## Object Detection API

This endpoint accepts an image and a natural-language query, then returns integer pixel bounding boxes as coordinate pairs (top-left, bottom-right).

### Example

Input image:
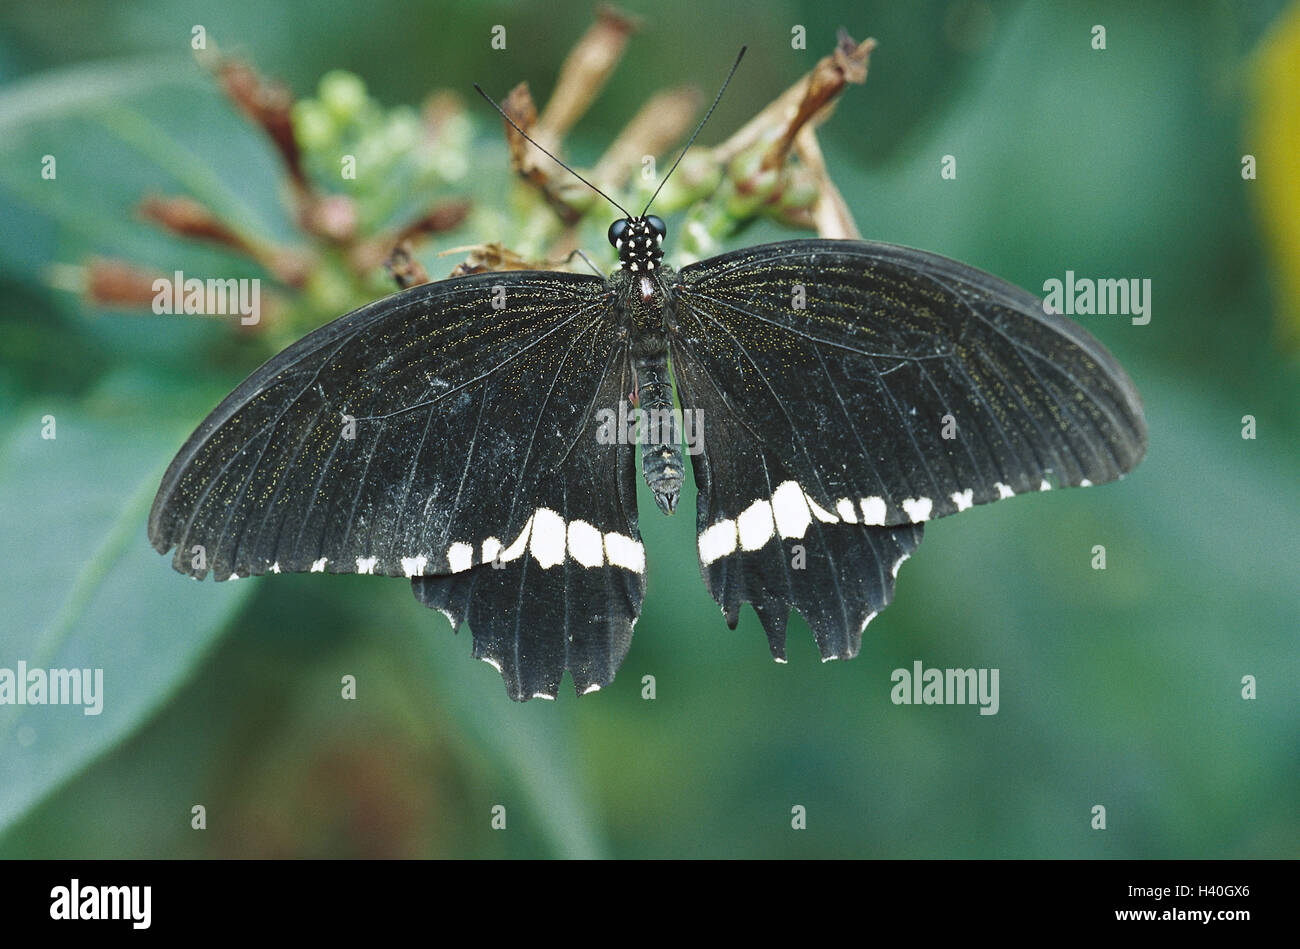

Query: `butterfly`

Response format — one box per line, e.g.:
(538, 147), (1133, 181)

(149, 51), (1147, 701)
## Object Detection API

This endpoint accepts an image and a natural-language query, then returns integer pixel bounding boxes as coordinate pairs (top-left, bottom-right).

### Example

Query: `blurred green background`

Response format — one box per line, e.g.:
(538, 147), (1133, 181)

(1, 0), (1296, 859)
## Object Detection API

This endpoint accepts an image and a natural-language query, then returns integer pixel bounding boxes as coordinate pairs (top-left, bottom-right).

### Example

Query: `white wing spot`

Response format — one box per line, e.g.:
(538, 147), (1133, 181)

(737, 498), (776, 550)
(698, 519), (738, 565)
(401, 554), (428, 577)
(531, 692), (556, 701)
(891, 553), (910, 579)
(310, 557), (328, 572)
(582, 682), (602, 695)
(356, 556), (378, 574)
(480, 656), (503, 673)
(604, 532), (645, 573)
(447, 542), (474, 573)
(1039, 479), (1051, 492)
(859, 496), (887, 525)
(1080, 478), (1093, 487)
(859, 611), (878, 633)
(270, 562), (281, 574)
(951, 488), (974, 512)
(529, 508), (567, 569)
(772, 481), (811, 539)
(902, 497), (933, 522)
(835, 498), (858, 523)
(566, 519), (605, 568)
(806, 494), (838, 523)
(481, 537), (502, 563)
(995, 482), (1015, 500)
(501, 516), (533, 563)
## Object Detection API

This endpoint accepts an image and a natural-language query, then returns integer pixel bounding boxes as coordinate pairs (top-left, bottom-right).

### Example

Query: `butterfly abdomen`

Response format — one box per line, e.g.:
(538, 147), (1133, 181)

(633, 349), (683, 515)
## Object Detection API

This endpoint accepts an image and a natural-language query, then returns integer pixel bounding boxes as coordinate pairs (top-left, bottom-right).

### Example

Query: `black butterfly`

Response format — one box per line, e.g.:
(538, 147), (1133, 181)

(149, 56), (1146, 701)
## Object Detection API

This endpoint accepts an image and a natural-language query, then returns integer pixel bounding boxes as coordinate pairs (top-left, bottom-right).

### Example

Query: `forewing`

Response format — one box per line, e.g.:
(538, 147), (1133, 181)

(674, 239), (1146, 528)
(149, 271), (646, 700)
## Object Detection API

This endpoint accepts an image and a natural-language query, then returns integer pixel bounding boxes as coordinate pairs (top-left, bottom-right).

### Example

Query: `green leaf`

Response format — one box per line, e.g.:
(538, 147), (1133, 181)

(0, 397), (253, 831)
(410, 620), (609, 859)
(0, 54), (198, 132)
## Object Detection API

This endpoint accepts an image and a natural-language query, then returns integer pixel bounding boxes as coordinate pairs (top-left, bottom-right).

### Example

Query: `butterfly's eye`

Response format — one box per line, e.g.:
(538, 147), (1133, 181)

(608, 219), (631, 247)
(645, 215), (667, 241)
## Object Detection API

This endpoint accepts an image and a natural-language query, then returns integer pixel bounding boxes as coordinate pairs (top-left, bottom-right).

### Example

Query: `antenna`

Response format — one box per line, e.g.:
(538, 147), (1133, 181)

(641, 45), (746, 217)
(476, 46), (747, 224)
(474, 83), (633, 219)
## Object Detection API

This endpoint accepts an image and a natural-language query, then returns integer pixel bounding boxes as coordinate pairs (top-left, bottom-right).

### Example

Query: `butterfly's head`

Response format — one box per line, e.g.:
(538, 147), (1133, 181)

(609, 215), (665, 273)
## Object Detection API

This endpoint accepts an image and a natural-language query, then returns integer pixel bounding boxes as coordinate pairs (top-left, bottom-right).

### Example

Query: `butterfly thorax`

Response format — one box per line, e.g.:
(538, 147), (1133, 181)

(611, 263), (676, 352)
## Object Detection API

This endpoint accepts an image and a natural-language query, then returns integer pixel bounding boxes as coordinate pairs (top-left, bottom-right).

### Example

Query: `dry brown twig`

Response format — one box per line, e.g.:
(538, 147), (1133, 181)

(535, 5), (641, 146)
